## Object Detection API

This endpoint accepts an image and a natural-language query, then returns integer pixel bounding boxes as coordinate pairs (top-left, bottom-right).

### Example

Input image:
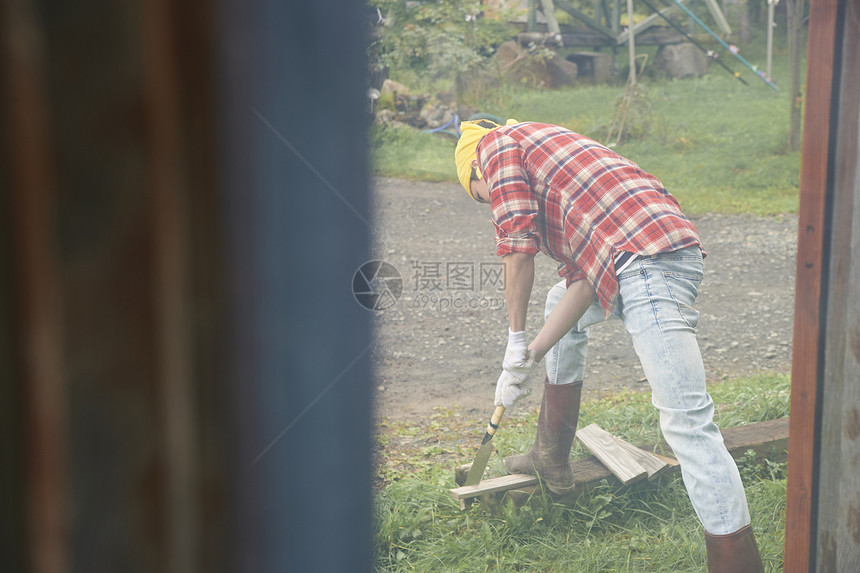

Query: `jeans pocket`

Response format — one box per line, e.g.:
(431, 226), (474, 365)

(662, 270), (701, 329)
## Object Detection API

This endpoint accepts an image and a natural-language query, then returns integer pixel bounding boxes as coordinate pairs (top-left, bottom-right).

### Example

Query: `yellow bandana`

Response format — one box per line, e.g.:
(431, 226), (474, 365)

(454, 119), (518, 200)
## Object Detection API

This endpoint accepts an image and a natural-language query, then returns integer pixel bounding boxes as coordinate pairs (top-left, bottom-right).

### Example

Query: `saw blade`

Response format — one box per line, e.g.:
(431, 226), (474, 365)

(463, 440), (494, 486)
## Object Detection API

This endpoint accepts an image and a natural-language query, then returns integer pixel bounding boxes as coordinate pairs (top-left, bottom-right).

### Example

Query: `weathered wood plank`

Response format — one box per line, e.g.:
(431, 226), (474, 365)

(450, 474), (540, 500)
(784, 2), (841, 569)
(814, 1), (860, 568)
(451, 454), (617, 501)
(517, 29), (684, 48)
(576, 424), (648, 485)
(723, 417), (789, 459)
(451, 418), (789, 507)
(610, 435), (670, 480)
(616, 2), (680, 45)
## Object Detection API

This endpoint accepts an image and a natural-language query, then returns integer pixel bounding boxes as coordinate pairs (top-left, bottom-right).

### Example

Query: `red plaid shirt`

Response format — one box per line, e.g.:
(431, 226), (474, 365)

(476, 122), (703, 316)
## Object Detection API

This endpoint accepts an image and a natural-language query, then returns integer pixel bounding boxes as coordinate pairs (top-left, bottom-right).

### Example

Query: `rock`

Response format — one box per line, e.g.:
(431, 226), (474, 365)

(547, 54), (578, 88)
(381, 78), (410, 96)
(374, 109), (396, 124)
(420, 101), (454, 128)
(653, 43), (709, 79)
(494, 40), (535, 85)
(495, 41), (578, 88)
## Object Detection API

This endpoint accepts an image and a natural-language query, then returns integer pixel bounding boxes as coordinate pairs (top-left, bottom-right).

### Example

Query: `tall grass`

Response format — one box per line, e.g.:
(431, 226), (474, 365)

(371, 24), (804, 216)
(374, 374), (789, 572)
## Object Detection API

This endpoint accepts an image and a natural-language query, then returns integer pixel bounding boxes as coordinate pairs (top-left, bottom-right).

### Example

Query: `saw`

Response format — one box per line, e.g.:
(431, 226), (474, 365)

(463, 405), (505, 486)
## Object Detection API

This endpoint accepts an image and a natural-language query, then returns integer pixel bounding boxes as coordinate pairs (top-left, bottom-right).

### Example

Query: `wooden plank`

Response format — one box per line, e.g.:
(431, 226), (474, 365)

(610, 435), (670, 480)
(577, 424), (648, 485)
(616, 2), (680, 45)
(784, 0), (841, 570)
(538, 0), (561, 36)
(518, 29), (683, 48)
(554, 0), (618, 39)
(814, 1), (860, 569)
(723, 417), (789, 459)
(451, 418), (789, 506)
(451, 455), (615, 501)
(450, 474), (540, 500)
(701, 0), (732, 35)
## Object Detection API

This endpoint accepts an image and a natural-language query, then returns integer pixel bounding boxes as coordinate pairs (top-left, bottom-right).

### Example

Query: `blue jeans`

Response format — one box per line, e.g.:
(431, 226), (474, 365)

(544, 246), (750, 535)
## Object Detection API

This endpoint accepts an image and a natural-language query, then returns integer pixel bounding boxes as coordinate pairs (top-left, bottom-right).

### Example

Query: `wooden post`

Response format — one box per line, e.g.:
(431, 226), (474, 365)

(1, 1), (68, 572)
(813, 0), (860, 568)
(612, 0), (621, 35)
(701, 0), (732, 35)
(538, 0), (562, 37)
(784, 0), (845, 570)
(528, 0), (537, 33)
(140, 2), (198, 572)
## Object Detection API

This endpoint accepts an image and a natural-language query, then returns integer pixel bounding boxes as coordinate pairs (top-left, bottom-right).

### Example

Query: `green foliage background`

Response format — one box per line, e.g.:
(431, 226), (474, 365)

(369, 8), (803, 216)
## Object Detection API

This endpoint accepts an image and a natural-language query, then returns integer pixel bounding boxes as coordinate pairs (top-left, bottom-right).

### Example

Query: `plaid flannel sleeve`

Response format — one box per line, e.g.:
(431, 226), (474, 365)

(560, 264), (588, 285)
(479, 132), (540, 257)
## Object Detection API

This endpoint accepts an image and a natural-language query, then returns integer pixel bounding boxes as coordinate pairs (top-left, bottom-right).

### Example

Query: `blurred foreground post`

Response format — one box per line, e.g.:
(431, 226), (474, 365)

(1, 0), (373, 571)
(785, 0), (860, 570)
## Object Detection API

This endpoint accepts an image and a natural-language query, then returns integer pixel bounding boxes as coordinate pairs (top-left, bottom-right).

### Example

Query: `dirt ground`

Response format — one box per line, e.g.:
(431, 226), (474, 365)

(370, 177), (797, 422)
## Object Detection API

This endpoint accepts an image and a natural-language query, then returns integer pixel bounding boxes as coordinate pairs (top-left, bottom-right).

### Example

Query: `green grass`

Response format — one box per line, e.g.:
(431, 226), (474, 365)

(371, 24), (804, 216)
(374, 373), (790, 572)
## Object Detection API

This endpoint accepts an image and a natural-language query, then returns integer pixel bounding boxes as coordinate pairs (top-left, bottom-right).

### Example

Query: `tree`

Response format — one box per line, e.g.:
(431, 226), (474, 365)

(369, 0), (515, 83)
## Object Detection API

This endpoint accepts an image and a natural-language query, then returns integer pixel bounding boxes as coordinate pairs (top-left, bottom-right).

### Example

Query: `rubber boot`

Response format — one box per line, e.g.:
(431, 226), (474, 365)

(504, 379), (582, 494)
(704, 525), (764, 573)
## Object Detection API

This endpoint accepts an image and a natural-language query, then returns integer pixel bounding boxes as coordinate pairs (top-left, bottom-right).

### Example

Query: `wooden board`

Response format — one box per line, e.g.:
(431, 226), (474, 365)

(576, 424), (648, 485)
(722, 417), (789, 459)
(784, 0), (841, 570)
(450, 418), (789, 508)
(610, 435), (671, 480)
(450, 474), (539, 501)
(517, 29), (684, 48)
(812, 2), (860, 568)
(451, 455), (615, 502)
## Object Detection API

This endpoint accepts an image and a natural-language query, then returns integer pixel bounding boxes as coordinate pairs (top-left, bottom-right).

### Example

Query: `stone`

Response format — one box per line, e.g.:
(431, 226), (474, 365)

(495, 40), (533, 85)
(495, 41), (577, 88)
(652, 43), (710, 79)
(546, 54), (578, 88)
(380, 78), (410, 96)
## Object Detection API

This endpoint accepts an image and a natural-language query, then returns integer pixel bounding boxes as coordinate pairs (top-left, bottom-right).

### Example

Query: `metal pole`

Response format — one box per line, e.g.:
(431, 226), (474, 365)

(627, 0), (636, 85)
(766, 0), (777, 79)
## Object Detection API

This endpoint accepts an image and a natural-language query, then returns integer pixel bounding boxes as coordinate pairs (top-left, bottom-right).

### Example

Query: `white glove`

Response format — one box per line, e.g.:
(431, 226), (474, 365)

(503, 330), (533, 377)
(494, 357), (535, 408)
(496, 330), (537, 408)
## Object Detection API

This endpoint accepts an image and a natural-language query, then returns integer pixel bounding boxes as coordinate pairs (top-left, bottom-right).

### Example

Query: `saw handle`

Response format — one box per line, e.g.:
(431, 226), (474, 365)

(481, 405), (505, 444)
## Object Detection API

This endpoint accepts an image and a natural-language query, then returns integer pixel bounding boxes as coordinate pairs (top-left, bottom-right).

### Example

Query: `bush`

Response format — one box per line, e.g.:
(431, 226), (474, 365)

(370, 0), (518, 85)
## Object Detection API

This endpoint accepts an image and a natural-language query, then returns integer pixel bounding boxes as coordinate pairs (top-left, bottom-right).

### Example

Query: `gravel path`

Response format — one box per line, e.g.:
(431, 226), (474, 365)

(370, 177), (797, 421)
